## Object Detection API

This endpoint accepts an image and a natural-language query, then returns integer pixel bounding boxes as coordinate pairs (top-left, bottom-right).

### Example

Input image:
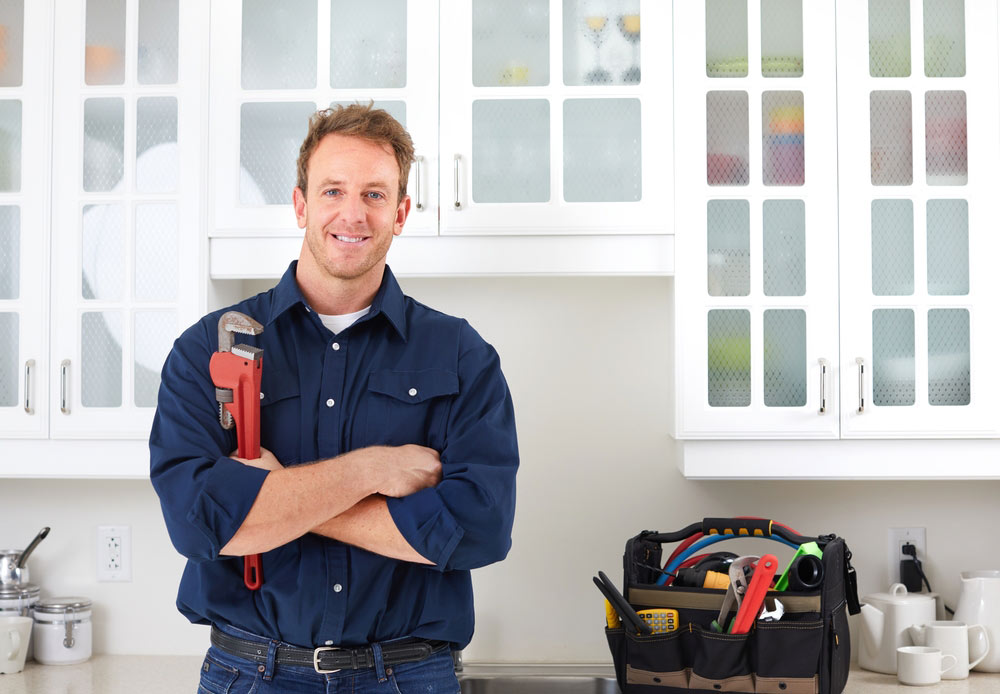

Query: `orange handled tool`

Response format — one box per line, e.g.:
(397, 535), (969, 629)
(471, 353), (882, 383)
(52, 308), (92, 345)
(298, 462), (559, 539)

(209, 311), (264, 591)
(729, 554), (778, 634)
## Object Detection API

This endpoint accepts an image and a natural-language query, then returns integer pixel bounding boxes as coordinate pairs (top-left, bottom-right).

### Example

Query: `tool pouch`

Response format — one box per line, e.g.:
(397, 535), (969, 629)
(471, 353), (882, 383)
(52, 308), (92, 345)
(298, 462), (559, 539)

(604, 519), (860, 694)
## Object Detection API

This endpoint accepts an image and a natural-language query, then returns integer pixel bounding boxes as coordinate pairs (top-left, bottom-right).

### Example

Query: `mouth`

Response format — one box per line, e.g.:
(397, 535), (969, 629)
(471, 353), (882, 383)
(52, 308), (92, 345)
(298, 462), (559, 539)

(329, 233), (370, 245)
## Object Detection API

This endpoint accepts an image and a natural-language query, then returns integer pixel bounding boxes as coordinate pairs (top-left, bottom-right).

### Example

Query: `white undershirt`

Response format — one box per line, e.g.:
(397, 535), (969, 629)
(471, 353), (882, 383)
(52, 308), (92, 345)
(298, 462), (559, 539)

(317, 306), (371, 335)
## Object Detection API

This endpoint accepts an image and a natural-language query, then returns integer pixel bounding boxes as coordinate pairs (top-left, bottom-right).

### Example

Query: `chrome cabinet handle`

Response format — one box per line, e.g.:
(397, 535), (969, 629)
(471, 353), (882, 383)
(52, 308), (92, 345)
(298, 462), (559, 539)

(414, 155), (424, 211)
(818, 358), (828, 415)
(24, 360), (35, 414)
(453, 154), (462, 209)
(856, 357), (865, 414)
(60, 359), (70, 414)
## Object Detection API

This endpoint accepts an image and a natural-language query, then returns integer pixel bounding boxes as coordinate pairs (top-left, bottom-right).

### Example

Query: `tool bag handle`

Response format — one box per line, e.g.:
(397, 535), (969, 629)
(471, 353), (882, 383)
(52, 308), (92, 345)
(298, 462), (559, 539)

(641, 518), (817, 546)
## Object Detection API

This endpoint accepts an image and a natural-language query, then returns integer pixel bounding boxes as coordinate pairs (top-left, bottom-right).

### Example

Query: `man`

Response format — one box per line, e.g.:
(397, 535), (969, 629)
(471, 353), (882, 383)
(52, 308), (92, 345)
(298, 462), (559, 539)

(150, 104), (518, 693)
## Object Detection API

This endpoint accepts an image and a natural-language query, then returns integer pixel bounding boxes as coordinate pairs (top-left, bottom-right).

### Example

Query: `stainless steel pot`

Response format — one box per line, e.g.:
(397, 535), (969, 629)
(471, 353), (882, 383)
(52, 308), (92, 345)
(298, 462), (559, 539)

(0, 527), (49, 585)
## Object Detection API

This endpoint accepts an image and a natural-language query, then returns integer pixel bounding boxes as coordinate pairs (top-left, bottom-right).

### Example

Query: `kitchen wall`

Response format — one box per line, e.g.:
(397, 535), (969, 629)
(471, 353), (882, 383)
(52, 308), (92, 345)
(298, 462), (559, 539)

(1, 275), (998, 662)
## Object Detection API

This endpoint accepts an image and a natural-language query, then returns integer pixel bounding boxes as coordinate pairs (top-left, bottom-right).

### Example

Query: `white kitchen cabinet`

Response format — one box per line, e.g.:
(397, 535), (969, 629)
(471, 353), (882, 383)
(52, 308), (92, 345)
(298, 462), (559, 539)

(0, 0), (207, 474)
(673, 0), (841, 439)
(673, 0), (1000, 477)
(837, 0), (1000, 438)
(207, 0), (675, 278)
(208, 0), (440, 238)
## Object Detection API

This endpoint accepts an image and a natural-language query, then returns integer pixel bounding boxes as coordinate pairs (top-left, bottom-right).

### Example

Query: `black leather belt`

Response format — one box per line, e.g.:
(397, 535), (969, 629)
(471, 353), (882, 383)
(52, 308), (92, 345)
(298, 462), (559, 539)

(210, 626), (449, 674)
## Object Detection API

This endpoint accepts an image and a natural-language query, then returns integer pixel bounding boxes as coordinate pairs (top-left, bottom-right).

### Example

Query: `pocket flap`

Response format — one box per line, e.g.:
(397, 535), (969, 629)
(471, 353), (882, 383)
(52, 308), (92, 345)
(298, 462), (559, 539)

(260, 380), (299, 406)
(367, 369), (459, 404)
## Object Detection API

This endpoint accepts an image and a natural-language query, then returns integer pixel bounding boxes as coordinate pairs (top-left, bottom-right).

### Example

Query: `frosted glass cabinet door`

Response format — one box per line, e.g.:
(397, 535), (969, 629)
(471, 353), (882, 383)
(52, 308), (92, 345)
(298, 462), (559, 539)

(439, 0), (671, 235)
(837, 0), (1000, 437)
(210, 0), (439, 237)
(673, 0), (839, 439)
(47, 0), (204, 438)
(0, 0), (49, 438)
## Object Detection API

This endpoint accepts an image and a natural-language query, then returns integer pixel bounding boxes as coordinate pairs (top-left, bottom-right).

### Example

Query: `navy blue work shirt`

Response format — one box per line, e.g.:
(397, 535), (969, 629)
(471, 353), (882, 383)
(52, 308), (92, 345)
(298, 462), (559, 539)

(149, 262), (518, 649)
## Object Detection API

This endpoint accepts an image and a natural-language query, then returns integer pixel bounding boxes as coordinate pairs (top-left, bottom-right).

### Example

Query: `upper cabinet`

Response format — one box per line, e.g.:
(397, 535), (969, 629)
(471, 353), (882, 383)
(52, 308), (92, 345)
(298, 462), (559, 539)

(207, 0), (675, 278)
(438, 0), (670, 235)
(673, 0), (841, 439)
(0, 0), (207, 475)
(209, 0), (440, 238)
(836, 0), (1000, 439)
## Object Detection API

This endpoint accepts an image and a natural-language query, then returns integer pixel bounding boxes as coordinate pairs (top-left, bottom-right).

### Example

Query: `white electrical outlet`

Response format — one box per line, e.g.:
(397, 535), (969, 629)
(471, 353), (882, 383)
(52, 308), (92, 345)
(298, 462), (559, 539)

(97, 525), (132, 582)
(887, 527), (926, 586)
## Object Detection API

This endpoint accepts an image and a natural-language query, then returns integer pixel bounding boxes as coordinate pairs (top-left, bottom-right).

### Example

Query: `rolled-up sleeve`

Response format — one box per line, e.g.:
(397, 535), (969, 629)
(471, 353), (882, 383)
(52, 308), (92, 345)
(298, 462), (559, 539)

(386, 326), (518, 571)
(149, 321), (269, 562)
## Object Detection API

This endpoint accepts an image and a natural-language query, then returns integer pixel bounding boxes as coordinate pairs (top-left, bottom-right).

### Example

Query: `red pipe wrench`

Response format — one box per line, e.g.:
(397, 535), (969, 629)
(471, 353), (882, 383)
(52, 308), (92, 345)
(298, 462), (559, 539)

(209, 311), (264, 591)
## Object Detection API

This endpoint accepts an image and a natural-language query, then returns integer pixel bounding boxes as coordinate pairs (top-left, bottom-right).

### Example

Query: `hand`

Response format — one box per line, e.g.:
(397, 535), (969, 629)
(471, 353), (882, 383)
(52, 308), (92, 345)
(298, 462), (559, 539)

(374, 444), (442, 498)
(232, 446), (283, 472)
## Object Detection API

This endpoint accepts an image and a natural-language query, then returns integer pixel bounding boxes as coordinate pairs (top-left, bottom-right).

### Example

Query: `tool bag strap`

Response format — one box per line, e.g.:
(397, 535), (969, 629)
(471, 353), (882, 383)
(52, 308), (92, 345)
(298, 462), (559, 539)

(638, 518), (817, 546)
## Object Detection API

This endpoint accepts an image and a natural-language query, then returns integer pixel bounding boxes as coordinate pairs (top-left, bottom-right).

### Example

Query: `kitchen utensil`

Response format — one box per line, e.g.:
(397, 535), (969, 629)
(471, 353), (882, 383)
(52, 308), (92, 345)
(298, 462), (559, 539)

(32, 597), (92, 665)
(0, 616), (32, 674)
(859, 583), (938, 674)
(593, 571), (651, 635)
(908, 620), (990, 680)
(0, 583), (39, 661)
(896, 646), (956, 686)
(16, 527), (49, 569)
(954, 570), (1000, 672)
(0, 527), (49, 585)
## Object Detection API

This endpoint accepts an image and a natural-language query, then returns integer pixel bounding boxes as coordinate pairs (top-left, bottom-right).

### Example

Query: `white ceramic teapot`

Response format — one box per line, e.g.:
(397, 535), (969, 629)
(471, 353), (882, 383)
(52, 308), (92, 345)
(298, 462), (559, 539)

(859, 583), (938, 674)
(954, 570), (1000, 672)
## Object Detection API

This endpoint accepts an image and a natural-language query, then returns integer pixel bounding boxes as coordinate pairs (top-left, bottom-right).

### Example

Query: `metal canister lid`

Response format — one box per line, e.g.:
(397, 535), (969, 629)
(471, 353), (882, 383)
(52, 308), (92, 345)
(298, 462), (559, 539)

(0, 582), (40, 599)
(35, 597), (92, 613)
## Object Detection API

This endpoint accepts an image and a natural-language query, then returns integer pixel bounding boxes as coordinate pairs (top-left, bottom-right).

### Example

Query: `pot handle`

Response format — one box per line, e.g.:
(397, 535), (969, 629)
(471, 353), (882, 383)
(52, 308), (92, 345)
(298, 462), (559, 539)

(969, 624), (991, 669)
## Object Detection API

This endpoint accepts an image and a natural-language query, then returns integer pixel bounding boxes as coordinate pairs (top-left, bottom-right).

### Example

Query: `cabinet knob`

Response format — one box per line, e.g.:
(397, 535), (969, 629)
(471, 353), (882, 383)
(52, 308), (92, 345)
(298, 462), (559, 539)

(453, 154), (463, 210)
(414, 155), (424, 211)
(24, 360), (35, 415)
(818, 358), (829, 415)
(855, 357), (865, 414)
(60, 360), (71, 415)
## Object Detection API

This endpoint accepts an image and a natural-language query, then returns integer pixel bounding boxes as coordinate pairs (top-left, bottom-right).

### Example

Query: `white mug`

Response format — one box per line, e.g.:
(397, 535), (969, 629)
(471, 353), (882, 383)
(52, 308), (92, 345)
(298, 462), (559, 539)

(0, 615), (33, 674)
(897, 646), (958, 686)
(908, 620), (990, 679)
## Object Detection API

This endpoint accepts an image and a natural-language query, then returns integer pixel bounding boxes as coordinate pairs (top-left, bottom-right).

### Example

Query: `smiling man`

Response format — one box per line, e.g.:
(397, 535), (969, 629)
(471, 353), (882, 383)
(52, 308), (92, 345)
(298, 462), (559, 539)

(150, 104), (519, 694)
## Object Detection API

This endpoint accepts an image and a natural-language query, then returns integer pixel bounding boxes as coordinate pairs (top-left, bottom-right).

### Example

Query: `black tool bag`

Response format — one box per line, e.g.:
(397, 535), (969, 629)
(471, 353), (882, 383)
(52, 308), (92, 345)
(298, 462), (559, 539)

(603, 518), (860, 694)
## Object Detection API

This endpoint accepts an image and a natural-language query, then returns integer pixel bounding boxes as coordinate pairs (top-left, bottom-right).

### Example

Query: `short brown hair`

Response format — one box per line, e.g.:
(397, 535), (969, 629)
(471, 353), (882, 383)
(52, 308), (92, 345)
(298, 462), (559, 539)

(296, 103), (415, 202)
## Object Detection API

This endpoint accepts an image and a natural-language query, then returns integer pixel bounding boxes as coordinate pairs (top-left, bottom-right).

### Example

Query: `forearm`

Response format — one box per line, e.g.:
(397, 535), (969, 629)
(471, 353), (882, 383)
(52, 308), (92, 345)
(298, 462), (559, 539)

(311, 495), (433, 565)
(220, 447), (387, 556)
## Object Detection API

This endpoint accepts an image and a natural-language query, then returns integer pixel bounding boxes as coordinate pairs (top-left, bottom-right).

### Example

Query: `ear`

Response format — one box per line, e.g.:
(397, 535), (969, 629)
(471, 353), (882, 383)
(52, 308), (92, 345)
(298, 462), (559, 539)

(393, 194), (412, 237)
(293, 187), (307, 229)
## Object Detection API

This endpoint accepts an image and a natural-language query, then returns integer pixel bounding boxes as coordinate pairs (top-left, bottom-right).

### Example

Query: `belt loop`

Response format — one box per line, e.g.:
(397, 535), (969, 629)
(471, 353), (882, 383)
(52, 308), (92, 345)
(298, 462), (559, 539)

(263, 639), (278, 681)
(371, 642), (387, 683)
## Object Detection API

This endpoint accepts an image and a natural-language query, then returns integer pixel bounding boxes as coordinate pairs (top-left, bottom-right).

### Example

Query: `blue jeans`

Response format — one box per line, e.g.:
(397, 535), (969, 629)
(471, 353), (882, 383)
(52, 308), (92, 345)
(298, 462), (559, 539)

(198, 624), (460, 694)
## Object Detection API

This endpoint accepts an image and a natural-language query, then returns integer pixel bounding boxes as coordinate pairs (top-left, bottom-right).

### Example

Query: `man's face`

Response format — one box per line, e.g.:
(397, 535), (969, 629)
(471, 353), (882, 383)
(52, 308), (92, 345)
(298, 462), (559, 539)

(294, 133), (409, 285)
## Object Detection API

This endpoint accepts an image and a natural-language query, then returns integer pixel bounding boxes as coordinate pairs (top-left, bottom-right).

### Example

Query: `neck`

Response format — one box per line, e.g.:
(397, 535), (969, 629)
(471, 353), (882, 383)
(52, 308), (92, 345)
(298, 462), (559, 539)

(295, 251), (384, 315)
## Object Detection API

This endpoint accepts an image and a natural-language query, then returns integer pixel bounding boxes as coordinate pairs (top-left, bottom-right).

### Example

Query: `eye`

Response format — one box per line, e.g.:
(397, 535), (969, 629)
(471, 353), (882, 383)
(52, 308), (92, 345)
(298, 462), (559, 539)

(366, 191), (386, 200)
(323, 188), (341, 197)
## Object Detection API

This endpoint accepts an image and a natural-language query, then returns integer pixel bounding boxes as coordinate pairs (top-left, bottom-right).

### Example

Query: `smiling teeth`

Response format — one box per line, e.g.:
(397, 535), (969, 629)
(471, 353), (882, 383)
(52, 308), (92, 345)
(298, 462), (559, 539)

(336, 235), (364, 243)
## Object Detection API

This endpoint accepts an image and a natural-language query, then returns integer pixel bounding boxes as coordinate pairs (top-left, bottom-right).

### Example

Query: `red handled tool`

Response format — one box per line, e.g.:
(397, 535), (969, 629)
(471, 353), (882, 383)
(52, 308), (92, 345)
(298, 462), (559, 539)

(729, 554), (778, 634)
(209, 311), (264, 591)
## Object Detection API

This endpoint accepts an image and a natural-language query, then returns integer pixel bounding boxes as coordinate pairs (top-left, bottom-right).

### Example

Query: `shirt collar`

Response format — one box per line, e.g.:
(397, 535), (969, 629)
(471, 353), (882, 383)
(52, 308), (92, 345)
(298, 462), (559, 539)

(267, 261), (408, 341)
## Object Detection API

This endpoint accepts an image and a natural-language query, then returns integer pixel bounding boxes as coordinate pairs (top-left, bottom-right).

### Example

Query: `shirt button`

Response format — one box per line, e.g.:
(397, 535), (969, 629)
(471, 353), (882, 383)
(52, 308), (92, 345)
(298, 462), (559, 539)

(408, 388), (417, 397)
(333, 583), (343, 593)
(326, 398), (335, 408)
(325, 640), (334, 646)
(259, 392), (264, 400)
(332, 342), (340, 351)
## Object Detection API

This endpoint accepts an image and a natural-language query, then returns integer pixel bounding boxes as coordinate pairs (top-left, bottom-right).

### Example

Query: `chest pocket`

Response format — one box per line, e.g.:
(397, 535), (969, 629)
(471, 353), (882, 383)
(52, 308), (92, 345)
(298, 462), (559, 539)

(259, 380), (300, 466)
(364, 369), (458, 449)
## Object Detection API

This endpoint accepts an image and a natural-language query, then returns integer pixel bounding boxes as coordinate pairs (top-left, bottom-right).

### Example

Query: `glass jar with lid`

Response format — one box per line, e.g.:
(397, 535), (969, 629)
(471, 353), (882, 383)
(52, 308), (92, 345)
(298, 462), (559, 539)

(0, 583), (40, 660)
(32, 596), (92, 665)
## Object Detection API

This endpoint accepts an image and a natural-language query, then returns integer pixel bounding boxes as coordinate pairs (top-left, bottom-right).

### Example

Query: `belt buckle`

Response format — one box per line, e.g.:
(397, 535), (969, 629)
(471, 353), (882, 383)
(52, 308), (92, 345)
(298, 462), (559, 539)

(313, 646), (341, 674)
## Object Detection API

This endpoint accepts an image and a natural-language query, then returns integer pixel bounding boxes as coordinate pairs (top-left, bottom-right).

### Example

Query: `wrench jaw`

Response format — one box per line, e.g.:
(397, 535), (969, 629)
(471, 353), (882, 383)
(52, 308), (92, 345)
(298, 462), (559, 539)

(213, 312), (264, 432)
(217, 311), (264, 354)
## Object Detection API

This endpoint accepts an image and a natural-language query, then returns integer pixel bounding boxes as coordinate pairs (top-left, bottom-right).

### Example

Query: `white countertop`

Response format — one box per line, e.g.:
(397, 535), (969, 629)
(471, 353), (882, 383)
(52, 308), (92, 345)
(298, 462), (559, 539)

(6, 657), (1000, 693)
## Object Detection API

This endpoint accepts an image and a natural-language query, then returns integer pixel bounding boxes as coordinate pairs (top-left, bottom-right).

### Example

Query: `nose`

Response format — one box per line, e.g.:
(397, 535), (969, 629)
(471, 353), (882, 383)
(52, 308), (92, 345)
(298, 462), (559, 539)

(341, 193), (367, 226)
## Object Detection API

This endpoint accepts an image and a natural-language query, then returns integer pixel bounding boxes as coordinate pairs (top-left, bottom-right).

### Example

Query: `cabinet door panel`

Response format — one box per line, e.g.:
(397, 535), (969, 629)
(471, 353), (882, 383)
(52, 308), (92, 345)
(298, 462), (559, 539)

(211, 0), (439, 237)
(837, 0), (1000, 437)
(674, 0), (839, 439)
(49, 0), (204, 438)
(440, 0), (670, 235)
(0, 0), (48, 438)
